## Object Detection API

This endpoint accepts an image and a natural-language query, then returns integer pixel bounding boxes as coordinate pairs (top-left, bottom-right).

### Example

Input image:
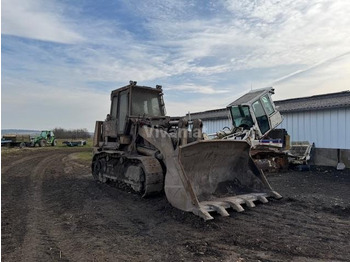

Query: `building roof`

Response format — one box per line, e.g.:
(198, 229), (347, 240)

(187, 108), (228, 120)
(187, 90), (350, 120)
(274, 90), (350, 113)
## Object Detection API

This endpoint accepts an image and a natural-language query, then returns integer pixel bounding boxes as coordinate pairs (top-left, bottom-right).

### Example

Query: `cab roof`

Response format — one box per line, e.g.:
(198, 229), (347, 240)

(227, 87), (274, 107)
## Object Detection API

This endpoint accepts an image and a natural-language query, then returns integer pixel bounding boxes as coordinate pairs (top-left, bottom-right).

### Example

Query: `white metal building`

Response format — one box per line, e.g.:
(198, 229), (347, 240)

(275, 91), (350, 150)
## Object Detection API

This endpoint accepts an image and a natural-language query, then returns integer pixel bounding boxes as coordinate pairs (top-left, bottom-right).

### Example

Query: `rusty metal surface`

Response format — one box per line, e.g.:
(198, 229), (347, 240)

(251, 147), (289, 173)
(288, 141), (313, 165)
(102, 120), (118, 138)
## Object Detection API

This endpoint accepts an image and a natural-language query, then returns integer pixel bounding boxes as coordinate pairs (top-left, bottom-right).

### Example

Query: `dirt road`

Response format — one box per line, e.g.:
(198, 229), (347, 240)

(2, 147), (350, 261)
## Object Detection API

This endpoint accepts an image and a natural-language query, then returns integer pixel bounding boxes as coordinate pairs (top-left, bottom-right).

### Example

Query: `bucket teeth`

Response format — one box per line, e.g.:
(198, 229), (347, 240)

(224, 200), (245, 212)
(271, 191), (283, 199)
(193, 207), (214, 221)
(257, 195), (268, 203)
(198, 193), (275, 219)
(208, 203), (230, 217)
(242, 199), (256, 208)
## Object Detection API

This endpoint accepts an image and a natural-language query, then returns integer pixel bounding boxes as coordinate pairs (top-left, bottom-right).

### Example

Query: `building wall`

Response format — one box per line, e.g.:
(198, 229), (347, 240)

(200, 107), (350, 150)
(279, 107), (350, 149)
(202, 118), (231, 134)
(312, 148), (350, 168)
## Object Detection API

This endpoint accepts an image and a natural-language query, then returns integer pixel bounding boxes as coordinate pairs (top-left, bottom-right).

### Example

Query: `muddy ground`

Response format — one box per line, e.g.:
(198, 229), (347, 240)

(1, 147), (350, 262)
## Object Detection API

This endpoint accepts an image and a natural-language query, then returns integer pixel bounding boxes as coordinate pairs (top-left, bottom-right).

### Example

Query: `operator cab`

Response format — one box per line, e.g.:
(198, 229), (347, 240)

(227, 87), (282, 137)
(105, 81), (165, 137)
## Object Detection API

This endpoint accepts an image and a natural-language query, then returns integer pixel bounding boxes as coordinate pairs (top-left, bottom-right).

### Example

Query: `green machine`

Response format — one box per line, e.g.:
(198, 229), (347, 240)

(32, 130), (57, 147)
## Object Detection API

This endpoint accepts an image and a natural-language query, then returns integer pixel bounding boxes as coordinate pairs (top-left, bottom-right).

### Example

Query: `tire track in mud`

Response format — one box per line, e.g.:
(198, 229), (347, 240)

(1, 152), (54, 259)
(1, 153), (50, 174)
(4, 153), (66, 262)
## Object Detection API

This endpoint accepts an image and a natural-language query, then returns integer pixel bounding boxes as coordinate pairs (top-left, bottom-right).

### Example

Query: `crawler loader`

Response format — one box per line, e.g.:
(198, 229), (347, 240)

(92, 81), (282, 220)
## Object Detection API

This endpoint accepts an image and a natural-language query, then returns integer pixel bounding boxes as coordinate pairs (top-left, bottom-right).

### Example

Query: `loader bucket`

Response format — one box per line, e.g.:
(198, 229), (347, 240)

(138, 126), (281, 220)
(164, 140), (282, 220)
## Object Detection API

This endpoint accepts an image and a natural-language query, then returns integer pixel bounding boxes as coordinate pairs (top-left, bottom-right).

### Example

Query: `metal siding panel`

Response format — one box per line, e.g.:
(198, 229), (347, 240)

(280, 113), (290, 136)
(205, 121), (209, 133)
(202, 120), (208, 133)
(292, 113), (299, 141)
(285, 113), (291, 133)
(279, 119), (285, 129)
(287, 114), (292, 139)
(304, 112), (311, 143)
(283, 113), (293, 141)
(346, 108), (350, 149)
(310, 111), (318, 146)
(225, 119), (231, 128)
(299, 112), (303, 140)
(297, 112), (303, 141)
(286, 114), (293, 137)
(287, 113), (292, 135)
(212, 120), (217, 133)
(319, 111), (325, 148)
(316, 111), (323, 148)
(330, 109), (338, 148)
(212, 121), (216, 133)
(296, 112), (301, 141)
(208, 121), (213, 133)
(337, 108), (346, 149)
(304, 111), (310, 143)
(323, 110), (331, 148)
(215, 120), (220, 133)
(203, 120), (212, 134)
(217, 119), (223, 132)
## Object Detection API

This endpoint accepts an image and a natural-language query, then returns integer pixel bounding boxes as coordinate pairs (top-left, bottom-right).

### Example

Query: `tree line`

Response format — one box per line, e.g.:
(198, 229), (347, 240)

(53, 128), (91, 139)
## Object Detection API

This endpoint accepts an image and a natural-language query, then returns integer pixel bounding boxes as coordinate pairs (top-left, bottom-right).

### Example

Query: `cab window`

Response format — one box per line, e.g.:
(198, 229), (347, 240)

(252, 100), (270, 134)
(110, 95), (118, 119)
(132, 89), (163, 117)
(261, 94), (275, 115)
(230, 105), (254, 129)
(118, 91), (128, 133)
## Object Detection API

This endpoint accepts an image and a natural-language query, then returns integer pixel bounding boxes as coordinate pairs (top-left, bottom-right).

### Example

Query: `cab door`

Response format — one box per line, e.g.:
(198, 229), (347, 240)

(260, 94), (283, 130)
(252, 99), (270, 135)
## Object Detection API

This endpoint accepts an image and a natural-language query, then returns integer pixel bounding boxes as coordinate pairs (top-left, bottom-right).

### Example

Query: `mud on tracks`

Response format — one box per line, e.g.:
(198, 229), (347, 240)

(2, 148), (350, 262)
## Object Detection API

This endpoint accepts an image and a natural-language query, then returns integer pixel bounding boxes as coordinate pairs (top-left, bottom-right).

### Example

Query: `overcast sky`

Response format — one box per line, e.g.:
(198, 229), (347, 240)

(2, 0), (350, 131)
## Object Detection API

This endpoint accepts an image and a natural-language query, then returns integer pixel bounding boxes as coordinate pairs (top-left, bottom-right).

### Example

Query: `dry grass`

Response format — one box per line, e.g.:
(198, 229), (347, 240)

(1, 138), (93, 157)
(72, 151), (93, 165)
